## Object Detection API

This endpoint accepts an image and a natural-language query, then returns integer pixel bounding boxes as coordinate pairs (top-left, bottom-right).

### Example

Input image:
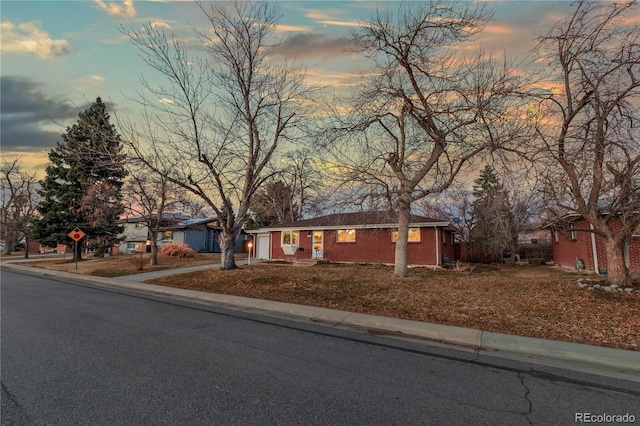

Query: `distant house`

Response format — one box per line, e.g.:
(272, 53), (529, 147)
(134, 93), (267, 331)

(117, 214), (190, 254)
(0, 239), (51, 254)
(248, 211), (458, 266)
(117, 215), (246, 254)
(514, 229), (553, 263)
(546, 215), (640, 273)
(160, 217), (245, 254)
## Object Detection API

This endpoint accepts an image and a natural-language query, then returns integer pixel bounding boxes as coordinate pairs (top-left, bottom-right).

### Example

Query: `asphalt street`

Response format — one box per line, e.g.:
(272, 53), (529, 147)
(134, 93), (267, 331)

(2, 269), (639, 425)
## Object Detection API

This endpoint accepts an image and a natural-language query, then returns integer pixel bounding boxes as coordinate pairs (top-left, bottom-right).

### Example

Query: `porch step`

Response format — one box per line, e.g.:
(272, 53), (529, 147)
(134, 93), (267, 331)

(292, 258), (328, 267)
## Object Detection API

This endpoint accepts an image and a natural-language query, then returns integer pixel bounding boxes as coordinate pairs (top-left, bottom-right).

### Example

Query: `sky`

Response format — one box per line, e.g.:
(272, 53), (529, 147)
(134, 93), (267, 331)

(0, 0), (576, 176)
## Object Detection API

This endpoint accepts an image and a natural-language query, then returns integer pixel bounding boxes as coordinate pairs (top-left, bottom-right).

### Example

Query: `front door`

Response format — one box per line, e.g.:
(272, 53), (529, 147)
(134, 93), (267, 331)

(313, 231), (323, 259)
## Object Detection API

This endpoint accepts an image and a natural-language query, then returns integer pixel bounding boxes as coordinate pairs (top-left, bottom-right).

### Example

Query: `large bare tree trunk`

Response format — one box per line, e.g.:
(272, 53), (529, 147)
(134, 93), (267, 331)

(150, 242), (158, 266)
(394, 200), (411, 277)
(3, 239), (12, 256)
(149, 228), (158, 266)
(603, 239), (630, 287)
(23, 236), (29, 259)
(219, 231), (238, 271)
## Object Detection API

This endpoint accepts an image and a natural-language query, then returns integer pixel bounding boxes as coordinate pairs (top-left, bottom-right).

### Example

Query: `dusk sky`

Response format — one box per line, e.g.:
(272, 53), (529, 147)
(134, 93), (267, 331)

(1, 0), (576, 175)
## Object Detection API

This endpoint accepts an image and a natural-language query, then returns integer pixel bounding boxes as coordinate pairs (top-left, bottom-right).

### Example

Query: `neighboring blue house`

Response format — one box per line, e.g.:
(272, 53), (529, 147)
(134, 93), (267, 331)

(160, 218), (245, 254)
(118, 215), (246, 254)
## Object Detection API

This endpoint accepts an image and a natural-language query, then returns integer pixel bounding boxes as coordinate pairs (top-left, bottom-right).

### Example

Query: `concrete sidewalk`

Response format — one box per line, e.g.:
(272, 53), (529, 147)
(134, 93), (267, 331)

(2, 261), (638, 377)
(117, 262), (245, 281)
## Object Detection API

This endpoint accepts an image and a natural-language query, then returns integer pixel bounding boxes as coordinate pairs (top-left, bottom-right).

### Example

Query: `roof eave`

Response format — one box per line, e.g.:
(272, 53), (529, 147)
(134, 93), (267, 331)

(258, 221), (456, 233)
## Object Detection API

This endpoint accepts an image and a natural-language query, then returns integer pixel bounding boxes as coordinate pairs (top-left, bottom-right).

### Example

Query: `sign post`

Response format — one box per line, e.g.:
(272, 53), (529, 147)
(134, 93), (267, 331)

(67, 228), (86, 270)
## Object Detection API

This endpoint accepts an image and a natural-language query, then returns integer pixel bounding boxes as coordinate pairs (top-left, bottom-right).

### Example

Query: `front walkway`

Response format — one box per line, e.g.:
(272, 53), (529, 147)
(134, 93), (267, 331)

(118, 259), (248, 282)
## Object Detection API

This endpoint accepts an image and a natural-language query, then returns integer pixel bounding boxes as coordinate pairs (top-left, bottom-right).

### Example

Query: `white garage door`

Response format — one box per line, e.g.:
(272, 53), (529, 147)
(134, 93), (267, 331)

(257, 235), (270, 260)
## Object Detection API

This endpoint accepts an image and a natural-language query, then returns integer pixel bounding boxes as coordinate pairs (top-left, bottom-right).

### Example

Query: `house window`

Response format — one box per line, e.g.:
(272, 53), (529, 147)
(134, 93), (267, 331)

(442, 229), (447, 245)
(391, 228), (421, 242)
(127, 242), (137, 250)
(554, 230), (559, 243)
(570, 229), (577, 241)
(337, 229), (356, 242)
(163, 231), (173, 241)
(281, 230), (299, 245)
(134, 222), (145, 229)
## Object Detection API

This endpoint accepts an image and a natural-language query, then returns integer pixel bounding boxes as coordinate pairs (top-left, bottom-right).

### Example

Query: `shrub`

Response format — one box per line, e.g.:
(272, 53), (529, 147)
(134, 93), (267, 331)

(159, 242), (196, 258)
(132, 251), (146, 271)
(94, 246), (105, 258)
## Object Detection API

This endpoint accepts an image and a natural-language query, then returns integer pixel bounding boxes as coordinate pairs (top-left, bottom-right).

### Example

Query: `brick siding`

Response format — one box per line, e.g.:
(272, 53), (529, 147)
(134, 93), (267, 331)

(270, 227), (455, 266)
(552, 218), (640, 272)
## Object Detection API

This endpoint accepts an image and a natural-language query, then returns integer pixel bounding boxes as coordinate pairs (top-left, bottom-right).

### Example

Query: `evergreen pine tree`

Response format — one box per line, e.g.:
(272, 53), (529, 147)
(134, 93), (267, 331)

(32, 97), (126, 259)
(472, 165), (500, 198)
(470, 165), (513, 261)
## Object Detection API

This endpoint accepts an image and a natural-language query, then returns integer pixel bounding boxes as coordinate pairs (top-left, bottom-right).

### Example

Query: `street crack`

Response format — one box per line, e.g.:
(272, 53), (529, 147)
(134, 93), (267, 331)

(1, 381), (33, 425)
(518, 372), (534, 425)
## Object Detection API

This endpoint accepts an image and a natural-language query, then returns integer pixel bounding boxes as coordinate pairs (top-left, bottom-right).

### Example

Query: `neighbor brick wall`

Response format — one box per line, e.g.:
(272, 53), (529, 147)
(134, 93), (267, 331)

(552, 218), (640, 272)
(26, 240), (41, 253)
(270, 227), (454, 266)
(551, 220), (595, 271)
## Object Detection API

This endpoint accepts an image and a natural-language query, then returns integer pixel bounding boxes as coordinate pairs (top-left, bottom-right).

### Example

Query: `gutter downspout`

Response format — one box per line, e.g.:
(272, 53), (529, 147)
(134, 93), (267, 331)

(434, 225), (440, 268)
(590, 223), (599, 274)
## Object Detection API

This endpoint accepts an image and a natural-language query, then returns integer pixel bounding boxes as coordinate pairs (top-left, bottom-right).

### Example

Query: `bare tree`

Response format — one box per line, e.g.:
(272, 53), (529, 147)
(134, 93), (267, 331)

(419, 187), (476, 244)
(178, 196), (214, 219)
(322, 1), (532, 277)
(533, 0), (640, 286)
(281, 150), (323, 220)
(249, 180), (299, 227)
(122, 162), (184, 265)
(0, 159), (39, 257)
(249, 149), (324, 227)
(121, 1), (317, 270)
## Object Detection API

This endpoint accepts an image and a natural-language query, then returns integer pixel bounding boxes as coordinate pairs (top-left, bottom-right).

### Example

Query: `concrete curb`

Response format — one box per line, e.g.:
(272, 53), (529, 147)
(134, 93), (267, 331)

(2, 262), (638, 374)
(343, 312), (483, 348)
(481, 332), (640, 373)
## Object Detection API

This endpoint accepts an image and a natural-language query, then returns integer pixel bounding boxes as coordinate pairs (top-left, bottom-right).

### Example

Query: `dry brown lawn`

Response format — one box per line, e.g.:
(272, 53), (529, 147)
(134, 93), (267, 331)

(146, 263), (640, 351)
(12, 253), (640, 350)
(19, 252), (241, 277)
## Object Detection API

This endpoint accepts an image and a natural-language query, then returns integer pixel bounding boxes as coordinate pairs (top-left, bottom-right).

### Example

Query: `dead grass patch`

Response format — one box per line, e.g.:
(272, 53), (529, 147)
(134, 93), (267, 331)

(147, 263), (640, 350)
(22, 253), (243, 277)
